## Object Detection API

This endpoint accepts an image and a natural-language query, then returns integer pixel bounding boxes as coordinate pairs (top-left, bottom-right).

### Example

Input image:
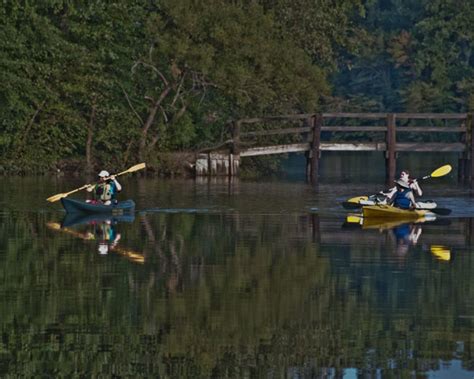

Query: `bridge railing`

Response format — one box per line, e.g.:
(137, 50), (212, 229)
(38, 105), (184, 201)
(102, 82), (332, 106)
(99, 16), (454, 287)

(230, 112), (472, 183)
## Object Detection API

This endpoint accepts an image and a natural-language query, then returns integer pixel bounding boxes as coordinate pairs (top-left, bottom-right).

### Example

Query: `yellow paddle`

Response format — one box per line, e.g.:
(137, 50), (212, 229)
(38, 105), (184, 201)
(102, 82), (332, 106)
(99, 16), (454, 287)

(46, 162), (146, 203)
(420, 164), (452, 180)
(347, 196), (369, 204)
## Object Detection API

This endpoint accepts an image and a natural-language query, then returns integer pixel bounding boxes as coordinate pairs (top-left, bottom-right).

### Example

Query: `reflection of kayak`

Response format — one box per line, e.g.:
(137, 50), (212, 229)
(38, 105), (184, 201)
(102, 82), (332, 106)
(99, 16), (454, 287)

(46, 221), (144, 264)
(61, 198), (135, 214)
(61, 213), (135, 228)
(362, 205), (436, 219)
(345, 213), (435, 230)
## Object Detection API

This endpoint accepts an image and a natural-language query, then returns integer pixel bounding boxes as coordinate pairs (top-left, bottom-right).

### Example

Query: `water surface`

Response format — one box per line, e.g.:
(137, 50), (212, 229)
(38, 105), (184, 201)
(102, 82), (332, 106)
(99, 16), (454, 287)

(1, 157), (474, 377)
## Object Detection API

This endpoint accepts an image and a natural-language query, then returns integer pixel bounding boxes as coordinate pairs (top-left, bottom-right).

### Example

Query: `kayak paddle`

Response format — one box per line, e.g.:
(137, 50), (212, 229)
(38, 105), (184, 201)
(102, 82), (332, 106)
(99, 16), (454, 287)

(427, 207), (451, 216)
(46, 162), (146, 203)
(420, 164), (452, 180)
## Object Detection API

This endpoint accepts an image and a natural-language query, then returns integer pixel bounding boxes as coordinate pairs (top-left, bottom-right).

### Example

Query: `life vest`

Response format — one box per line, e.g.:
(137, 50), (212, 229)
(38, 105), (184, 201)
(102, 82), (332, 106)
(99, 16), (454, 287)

(95, 181), (116, 201)
(393, 188), (412, 209)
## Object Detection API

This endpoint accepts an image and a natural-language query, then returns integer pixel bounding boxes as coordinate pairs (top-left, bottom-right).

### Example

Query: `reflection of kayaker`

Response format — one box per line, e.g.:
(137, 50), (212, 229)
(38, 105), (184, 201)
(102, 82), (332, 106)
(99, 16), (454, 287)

(393, 223), (422, 245)
(93, 220), (121, 255)
(392, 223), (422, 258)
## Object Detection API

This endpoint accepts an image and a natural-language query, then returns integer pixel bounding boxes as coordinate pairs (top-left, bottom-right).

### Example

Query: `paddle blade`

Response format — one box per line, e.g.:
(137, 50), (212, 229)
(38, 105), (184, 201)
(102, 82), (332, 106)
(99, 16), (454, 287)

(429, 207), (452, 216)
(346, 215), (362, 224)
(46, 193), (67, 203)
(347, 196), (368, 204)
(430, 164), (452, 178)
(113, 162), (146, 178)
(128, 162), (146, 172)
(342, 201), (362, 210)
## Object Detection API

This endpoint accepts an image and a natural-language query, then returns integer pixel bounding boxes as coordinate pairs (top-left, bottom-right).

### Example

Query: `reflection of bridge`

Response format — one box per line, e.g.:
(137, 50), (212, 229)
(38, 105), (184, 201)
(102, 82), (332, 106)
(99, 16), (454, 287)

(195, 112), (473, 184)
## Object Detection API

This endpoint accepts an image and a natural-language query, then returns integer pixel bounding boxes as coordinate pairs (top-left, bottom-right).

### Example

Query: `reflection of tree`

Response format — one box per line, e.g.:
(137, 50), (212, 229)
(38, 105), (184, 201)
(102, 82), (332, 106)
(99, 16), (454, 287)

(139, 213), (183, 293)
(0, 212), (472, 376)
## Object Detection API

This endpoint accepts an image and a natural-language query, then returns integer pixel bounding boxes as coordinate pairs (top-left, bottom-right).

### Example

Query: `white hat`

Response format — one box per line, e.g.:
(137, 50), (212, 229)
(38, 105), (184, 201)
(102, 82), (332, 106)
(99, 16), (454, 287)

(98, 170), (110, 177)
(394, 179), (410, 189)
(98, 243), (109, 255)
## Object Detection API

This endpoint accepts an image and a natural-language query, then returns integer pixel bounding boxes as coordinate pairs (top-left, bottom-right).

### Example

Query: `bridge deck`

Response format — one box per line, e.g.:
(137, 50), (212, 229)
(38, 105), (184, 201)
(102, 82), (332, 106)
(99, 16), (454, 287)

(240, 142), (465, 157)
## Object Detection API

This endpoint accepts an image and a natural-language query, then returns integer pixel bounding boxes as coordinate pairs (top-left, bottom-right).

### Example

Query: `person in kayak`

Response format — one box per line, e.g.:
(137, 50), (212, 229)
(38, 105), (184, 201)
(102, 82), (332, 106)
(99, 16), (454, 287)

(389, 179), (417, 209)
(87, 170), (122, 205)
(382, 170), (423, 199)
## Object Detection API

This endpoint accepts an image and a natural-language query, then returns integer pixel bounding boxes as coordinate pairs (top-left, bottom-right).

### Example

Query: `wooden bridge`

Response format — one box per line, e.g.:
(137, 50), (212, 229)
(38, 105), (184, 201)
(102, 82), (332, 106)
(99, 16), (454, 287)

(195, 112), (473, 183)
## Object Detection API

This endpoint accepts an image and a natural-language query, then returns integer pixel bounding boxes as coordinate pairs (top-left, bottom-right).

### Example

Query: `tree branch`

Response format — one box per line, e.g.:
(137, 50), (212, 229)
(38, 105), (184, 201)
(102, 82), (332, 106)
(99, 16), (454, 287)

(119, 83), (144, 125)
(132, 60), (169, 87)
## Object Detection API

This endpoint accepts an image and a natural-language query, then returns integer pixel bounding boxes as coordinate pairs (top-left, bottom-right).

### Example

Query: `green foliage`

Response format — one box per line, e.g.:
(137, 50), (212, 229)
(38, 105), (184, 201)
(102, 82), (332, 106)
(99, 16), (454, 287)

(333, 0), (474, 113)
(0, 0), (472, 173)
(1, 0), (335, 172)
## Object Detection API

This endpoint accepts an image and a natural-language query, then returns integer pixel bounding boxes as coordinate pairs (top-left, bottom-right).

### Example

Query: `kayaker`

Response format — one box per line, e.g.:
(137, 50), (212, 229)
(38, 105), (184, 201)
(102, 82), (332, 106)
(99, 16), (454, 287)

(389, 179), (417, 209)
(87, 170), (122, 205)
(382, 170), (423, 199)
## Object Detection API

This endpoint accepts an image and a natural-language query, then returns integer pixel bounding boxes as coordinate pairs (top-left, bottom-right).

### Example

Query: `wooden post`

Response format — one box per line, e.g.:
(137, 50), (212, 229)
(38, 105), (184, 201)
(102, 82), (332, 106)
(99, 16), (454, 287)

(305, 117), (312, 180)
(311, 213), (320, 244)
(230, 120), (241, 177)
(308, 114), (322, 184)
(468, 113), (474, 186)
(231, 120), (241, 155)
(458, 122), (471, 182)
(385, 113), (396, 183)
(458, 117), (468, 181)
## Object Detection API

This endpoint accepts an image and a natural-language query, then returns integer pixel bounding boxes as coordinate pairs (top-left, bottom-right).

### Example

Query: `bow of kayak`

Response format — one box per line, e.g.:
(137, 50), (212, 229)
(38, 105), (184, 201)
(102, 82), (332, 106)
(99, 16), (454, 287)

(61, 198), (135, 214)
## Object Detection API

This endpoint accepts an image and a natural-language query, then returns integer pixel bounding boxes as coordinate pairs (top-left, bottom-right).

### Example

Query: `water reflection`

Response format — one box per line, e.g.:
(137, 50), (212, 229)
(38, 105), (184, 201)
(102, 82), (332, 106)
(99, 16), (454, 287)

(2, 176), (474, 377)
(342, 212), (453, 263)
(47, 213), (144, 263)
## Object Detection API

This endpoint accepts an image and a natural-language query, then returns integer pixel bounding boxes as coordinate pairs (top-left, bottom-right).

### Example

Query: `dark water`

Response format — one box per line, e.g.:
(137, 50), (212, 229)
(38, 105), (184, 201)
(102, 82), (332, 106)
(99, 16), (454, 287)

(2, 156), (474, 377)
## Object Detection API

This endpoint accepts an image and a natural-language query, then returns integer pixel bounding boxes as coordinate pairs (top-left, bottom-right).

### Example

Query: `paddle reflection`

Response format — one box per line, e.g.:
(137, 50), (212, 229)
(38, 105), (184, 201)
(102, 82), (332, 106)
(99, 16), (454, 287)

(47, 213), (144, 263)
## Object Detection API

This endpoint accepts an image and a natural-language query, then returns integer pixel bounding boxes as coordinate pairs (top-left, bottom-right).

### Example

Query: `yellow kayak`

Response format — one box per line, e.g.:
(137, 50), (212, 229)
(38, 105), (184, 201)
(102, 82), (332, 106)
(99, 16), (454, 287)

(362, 204), (436, 219)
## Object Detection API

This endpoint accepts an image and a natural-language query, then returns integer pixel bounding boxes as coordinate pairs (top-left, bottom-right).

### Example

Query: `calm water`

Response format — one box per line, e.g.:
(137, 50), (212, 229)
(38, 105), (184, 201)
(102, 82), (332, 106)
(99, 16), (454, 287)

(1, 155), (474, 377)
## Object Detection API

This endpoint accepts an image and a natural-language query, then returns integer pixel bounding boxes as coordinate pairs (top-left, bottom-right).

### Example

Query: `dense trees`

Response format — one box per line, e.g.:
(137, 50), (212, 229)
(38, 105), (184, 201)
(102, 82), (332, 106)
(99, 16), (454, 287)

(0, 0), (472, 173)
(333, 0), (474, 112)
